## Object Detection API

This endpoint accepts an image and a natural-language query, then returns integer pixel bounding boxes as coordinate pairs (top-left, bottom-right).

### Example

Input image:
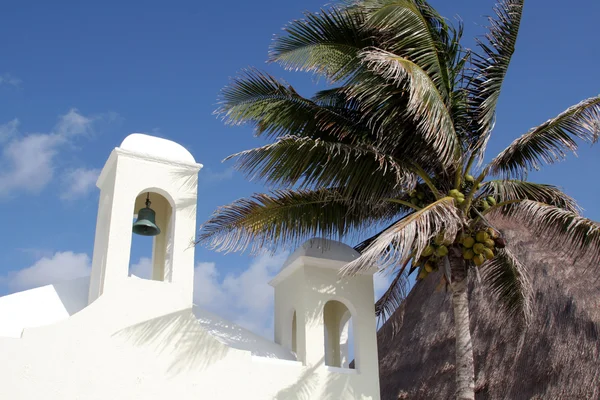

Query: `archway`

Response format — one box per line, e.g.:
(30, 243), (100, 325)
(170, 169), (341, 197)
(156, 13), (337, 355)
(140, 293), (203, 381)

(129, 190), (174, 282)
(323, 300), (355, 369)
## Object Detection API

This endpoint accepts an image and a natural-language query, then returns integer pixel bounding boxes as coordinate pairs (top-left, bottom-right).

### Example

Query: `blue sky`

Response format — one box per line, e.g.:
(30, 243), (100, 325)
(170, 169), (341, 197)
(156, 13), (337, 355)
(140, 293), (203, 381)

(1, 0), (599, 338)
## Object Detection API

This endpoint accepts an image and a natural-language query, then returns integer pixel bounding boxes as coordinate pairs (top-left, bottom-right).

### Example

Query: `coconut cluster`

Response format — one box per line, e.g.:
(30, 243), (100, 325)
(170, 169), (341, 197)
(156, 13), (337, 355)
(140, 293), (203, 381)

(416, 233), (450, 280)
(409, 188), (427, 208)
(449, 189), (465, 204)
(460, 228), (505, 266)
(448, 175), (487, 206)
(477, 195), (497, 211)
(416, 227), (507, 281)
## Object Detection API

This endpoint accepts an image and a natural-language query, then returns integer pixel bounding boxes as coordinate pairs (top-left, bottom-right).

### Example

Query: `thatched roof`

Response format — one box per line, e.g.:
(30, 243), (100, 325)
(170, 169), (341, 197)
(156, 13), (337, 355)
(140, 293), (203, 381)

(377, 217), (600, 400)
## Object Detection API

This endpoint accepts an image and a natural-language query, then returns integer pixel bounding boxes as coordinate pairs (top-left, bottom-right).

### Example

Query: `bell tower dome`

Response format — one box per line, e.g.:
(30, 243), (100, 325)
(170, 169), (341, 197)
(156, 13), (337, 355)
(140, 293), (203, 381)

(88, 133), (203, 305)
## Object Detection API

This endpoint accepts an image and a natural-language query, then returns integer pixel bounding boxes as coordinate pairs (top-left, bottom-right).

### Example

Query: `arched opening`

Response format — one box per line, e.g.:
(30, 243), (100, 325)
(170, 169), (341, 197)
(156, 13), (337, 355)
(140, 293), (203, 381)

(323, 300), (355, 369)
(291, 310), (297, 354)
(129, 190), (174, 282)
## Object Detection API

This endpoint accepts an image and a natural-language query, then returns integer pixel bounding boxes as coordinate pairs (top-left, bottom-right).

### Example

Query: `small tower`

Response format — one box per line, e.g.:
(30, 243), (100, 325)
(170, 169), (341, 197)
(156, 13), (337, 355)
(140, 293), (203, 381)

(88, 133), (202, 305)
(270, 238), (380, 378)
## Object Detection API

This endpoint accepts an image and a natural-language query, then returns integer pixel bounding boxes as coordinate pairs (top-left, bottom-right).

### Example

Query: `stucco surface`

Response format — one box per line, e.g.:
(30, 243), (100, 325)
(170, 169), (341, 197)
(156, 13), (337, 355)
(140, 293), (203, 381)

(0, 276), (379, 400)
(282, 238), (361, 270)
(0, 276), (89, 337)
(0, 276), (296, 361)
(120, 133), (196, 164)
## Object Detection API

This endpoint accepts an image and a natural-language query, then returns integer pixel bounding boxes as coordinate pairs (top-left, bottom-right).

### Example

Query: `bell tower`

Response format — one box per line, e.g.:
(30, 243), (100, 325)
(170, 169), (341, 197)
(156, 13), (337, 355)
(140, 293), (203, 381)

(88, 133), (202, 305)
(270, 238), (381, 398)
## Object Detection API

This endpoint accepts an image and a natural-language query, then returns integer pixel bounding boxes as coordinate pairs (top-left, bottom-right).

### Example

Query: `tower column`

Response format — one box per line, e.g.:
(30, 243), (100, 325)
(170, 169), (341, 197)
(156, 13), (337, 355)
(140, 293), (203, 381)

(88, 134), (202, 305)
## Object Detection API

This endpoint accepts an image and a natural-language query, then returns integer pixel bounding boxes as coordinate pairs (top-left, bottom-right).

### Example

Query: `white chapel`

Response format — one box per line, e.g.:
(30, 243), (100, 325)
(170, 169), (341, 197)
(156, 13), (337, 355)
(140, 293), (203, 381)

(0, 134), (381, 400)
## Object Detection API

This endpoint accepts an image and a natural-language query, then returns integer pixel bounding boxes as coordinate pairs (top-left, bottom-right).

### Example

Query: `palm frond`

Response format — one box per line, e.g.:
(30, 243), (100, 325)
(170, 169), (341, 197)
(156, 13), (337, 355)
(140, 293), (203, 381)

(312, 87), (362, 111)
(269, 6), (374, 82)
(480, 180), (580, 213)
(225, 135), (416, 202)
(375, 260), (411, 322)
(480, 247), (532, 323)
(216, 69), (367, 140)
(491, 200), (600, 265)
(490, 96), (600, 178)
(362, 0), (452, 101)
(353, 48), (459, 167)
(341, 197), (462, 275)
(354, 217), (405, 253)
(198, 188), (398, 254)
(469, 0), (524, 148)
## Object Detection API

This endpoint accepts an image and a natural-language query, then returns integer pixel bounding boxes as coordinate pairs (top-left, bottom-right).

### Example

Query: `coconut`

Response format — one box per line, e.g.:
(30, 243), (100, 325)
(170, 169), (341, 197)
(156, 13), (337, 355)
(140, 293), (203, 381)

(473, 243), (485, 255)
(465, 174), (474, 182)
(473, 253), (485, 266)
(462, 236), (475, 248)
(475, 231), (490, 243)
(487, 196), (497, 206)
(487, 227), (499, 239)
(418, 270), (428, 280)
(449, 189), (460, 198)
(483, 248), (495, 260)
(481, 200), (490, 210)
(462, 249), (475, 260)
(424, 262), (434, 273)
(434, 233), (446, 246)
(484, 238), (496, 248)
(422, 245), (435, 257)
(436, 245), (449, 257)
(456, 197), (465, 205)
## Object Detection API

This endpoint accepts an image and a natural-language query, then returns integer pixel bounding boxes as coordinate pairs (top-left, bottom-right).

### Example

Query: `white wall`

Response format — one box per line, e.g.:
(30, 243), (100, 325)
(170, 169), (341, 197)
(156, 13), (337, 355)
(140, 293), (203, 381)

(0, 278), (379, 400)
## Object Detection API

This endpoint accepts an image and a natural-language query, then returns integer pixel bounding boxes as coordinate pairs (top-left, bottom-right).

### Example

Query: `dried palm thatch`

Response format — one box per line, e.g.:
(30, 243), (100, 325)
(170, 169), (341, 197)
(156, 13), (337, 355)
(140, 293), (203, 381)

(377, 216), (600, 399)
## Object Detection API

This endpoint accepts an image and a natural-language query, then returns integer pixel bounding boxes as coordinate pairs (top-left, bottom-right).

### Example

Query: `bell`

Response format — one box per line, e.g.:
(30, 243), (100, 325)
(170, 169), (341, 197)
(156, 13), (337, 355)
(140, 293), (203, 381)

(132, 193), (161, 236)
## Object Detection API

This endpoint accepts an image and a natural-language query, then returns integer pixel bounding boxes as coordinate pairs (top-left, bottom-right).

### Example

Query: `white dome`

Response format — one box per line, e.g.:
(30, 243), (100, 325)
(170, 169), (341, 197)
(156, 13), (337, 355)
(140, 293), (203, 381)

(282, 238), (360, 269)
(120, 133), (196, 164)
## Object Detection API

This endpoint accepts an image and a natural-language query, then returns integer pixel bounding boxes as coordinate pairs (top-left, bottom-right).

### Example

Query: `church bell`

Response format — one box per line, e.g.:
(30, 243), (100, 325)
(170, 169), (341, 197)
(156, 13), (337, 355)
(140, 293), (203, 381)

(132, 193), (161, 236)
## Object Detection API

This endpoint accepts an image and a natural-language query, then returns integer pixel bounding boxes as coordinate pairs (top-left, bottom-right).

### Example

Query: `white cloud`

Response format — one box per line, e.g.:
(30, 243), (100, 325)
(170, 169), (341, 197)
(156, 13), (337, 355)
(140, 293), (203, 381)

(8, 251), (91, 291)
(199, 167), (235, 183)
(193, 253), (289, 338)
(55, 108), (93, 137)
(0, 109), (98, 197)
(0, 133), (63, 195)
(0, 73), (22, 88)
(61, 167), (101, 200)
(130, 257), (153, 279)
(0, 119), (19, 143)
(198, 167), (235, 184)
(193, 261), (228, 306)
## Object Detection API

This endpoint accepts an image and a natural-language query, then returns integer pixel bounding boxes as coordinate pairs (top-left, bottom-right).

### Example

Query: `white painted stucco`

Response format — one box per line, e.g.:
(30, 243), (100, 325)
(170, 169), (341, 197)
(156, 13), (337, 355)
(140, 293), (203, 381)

(0, 133), (381, 400)
(281, 237), (361, 269)
(120, 133), (197, 164)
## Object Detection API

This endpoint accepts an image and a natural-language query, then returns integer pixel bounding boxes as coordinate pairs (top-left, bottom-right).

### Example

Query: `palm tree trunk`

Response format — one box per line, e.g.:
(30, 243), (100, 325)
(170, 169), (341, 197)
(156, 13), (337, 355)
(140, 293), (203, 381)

(449, 252), (475, 400)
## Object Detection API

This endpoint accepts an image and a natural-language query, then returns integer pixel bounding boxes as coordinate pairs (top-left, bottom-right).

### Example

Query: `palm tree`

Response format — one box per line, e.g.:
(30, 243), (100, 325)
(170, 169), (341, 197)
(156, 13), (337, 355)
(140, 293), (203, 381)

(198, 1), (600, 398)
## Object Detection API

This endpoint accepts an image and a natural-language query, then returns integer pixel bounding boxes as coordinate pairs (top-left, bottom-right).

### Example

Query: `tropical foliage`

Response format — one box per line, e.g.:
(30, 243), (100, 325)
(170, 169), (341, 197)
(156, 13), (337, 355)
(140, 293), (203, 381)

(198, 0), (600, 398)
